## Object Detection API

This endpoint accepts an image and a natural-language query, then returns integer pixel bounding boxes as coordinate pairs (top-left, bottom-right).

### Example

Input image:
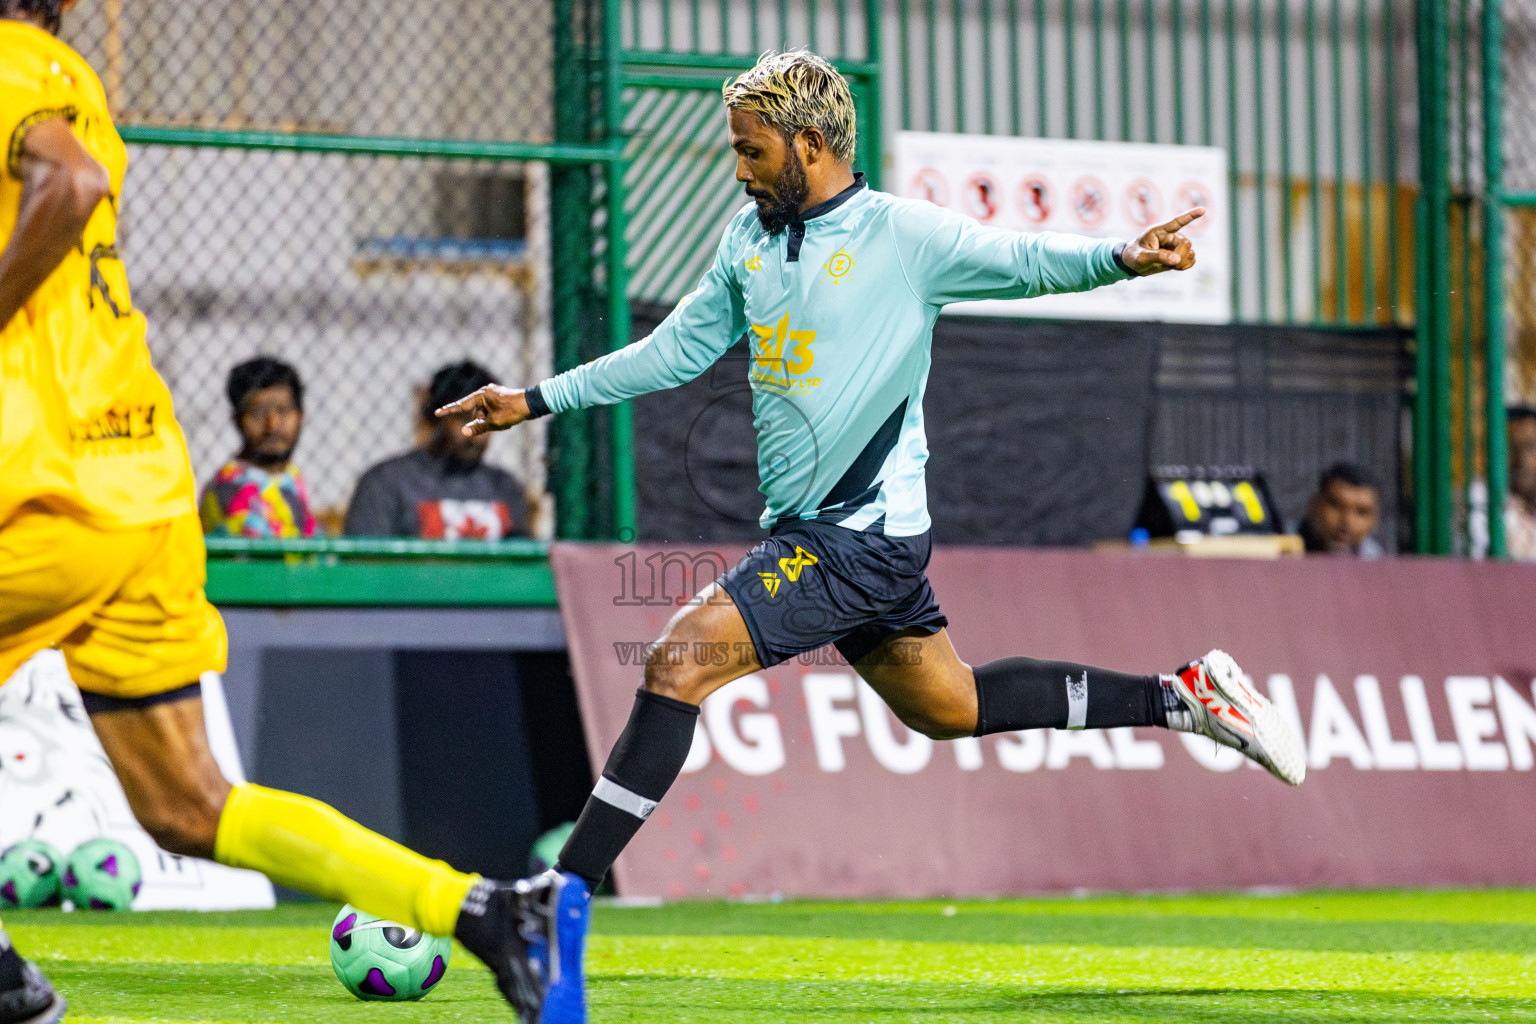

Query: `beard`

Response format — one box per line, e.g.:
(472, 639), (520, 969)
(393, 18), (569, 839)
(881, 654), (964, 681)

(243, 439), (297, 470)
(745, 145), (810, 236)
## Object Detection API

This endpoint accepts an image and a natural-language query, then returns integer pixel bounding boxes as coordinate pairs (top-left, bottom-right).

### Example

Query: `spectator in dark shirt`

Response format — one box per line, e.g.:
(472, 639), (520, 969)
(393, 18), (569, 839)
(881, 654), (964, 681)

(1299, 462), (1384, 558)
(344, 361), (529, 539)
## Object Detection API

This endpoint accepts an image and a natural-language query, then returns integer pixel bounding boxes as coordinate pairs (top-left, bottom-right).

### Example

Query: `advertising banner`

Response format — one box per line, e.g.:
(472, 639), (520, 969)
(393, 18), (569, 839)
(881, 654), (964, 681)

(0, 651), (275, 911)
(554, 544), (1536, 898)
(892, 131), (1232, 323)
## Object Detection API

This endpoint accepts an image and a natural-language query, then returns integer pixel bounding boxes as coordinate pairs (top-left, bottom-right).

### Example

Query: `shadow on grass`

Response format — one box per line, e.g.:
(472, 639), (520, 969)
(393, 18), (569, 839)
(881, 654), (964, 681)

(36, 959), (1536, 1024)
(594, 975), (1536, 1024)
(591, 904), (1536, 956)
(39, 961), (506, 1023)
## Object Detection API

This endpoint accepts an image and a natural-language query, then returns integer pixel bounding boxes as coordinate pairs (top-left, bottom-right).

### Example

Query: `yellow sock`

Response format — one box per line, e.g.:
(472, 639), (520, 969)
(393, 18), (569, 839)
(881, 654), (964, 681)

(214, 783), (478, 937)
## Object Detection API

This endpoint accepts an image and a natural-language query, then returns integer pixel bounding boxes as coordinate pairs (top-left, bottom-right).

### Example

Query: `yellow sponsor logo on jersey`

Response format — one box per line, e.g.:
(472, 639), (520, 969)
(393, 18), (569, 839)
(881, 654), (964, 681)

(750, 313), (817, 380)
(822, 248), (855, 283)
(778, 546), (819, 582)
(758, 571), (781, 597)
(745, 253), (763, 272)
(69, 403), (159, 446)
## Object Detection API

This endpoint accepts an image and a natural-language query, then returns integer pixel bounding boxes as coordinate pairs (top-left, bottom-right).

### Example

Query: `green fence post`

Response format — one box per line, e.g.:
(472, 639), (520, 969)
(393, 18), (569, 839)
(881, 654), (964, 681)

(1484, 0), (1509, 558)
(1417, 0), (1454, 553)
(606, 0), (638, 541)
(1384, 0), (1400, 322)
(1331, 0), (1347, 322)
(863, 0), (884, 188)
(551, 0), (596, 539)
(1457, 0), (1475, 554)
(1358, 0), (1376, 324)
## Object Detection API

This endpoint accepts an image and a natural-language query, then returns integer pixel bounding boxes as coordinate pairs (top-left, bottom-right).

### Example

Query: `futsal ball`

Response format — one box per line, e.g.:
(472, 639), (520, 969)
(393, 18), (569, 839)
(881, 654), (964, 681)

(0, 840), (64, 908)
(329, 904), (450, 1001)
(62, 838), (141, 910)
(530, 821), (576, 874)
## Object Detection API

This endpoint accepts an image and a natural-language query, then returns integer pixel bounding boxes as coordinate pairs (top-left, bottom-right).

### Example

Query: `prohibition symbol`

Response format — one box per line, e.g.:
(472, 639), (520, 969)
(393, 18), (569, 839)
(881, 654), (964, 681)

(1124, 178), (1163, 228)
(1175, 181), (1213, 233)
(1070, 176), (1109, 227)
(910, 168), (949, 206)
(1018, 175), (1053, 224)
(963, 172), (1002, 221)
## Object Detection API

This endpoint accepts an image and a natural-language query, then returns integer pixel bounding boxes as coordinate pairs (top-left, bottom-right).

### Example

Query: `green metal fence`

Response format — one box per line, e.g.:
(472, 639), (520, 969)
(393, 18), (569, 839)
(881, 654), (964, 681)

(884, 0), (1416, 328)
(1414, 0), (1530, 558)
(1471, 0), (1516, 558)
(619, 1), (882, 308)
(48, 0), (1534, 560)
(60, 0), (631, 545)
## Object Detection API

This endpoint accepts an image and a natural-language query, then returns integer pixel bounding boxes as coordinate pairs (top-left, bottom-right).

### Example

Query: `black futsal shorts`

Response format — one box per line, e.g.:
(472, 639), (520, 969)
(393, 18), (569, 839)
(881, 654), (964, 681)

(717, 519), (949, 669)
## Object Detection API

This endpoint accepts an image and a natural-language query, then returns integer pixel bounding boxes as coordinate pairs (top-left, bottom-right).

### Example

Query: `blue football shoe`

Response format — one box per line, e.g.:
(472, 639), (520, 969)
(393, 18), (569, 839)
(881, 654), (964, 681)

(539, 871), (591, 1024)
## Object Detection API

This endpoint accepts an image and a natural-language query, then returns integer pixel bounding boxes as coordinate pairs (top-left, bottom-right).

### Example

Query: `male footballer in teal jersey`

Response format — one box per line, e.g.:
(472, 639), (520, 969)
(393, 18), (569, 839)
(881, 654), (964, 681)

(442, 50), (1306, 1024)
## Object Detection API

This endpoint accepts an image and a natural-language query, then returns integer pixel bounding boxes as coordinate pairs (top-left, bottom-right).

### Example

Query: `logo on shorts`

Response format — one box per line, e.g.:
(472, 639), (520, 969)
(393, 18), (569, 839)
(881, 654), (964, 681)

(778, 546), (819, 582)
(1067, 672), (1087, 704)
(758, 571), (782, 597)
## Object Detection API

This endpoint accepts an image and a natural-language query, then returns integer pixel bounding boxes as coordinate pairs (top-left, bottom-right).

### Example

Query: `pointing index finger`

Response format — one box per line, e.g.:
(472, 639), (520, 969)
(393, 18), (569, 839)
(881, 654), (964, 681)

(434, 393), (479, 418)
(1162, 206), (1206, 232)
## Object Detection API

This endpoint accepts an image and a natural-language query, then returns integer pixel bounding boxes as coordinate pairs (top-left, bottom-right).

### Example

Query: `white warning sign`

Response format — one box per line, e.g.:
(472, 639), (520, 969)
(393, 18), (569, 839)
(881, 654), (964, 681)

(893, 131), (1232, 323)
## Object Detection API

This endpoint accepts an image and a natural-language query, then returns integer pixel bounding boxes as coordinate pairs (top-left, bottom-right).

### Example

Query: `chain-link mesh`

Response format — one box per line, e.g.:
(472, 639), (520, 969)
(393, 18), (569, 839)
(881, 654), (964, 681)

(57, 1), (566, 533)
(64, 1), (552, 138)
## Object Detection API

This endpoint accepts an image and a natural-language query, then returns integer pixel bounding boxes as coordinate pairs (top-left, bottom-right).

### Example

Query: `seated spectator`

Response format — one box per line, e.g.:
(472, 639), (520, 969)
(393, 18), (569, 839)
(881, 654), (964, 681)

(200, 357), (317, 538)
(1299, 462), (1384, 558)
(1506, 407), (1536, 559)
(344, 360), (529, 539)
(1471, 406), (1536, 561)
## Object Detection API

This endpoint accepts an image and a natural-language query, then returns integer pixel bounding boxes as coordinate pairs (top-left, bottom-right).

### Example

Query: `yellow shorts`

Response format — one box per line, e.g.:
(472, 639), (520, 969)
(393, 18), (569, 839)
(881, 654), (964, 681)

(0, 507), (227, 699)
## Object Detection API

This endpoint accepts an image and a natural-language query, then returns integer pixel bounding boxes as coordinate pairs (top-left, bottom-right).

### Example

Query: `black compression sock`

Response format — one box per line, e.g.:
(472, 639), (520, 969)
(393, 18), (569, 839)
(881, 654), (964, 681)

(557, 688), (700, 889)
(973, 657), (1170, 735)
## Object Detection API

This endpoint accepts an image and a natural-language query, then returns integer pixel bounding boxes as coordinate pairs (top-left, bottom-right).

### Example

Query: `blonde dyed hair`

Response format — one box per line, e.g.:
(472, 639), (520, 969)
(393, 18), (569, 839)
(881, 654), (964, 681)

(722, 50), (857, 163)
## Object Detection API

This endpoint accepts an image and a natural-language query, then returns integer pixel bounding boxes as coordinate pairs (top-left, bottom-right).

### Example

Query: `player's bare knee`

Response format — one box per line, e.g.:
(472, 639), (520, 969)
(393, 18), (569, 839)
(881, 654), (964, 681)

(133, 792), (224, 859)
(642, 657), (708, 706)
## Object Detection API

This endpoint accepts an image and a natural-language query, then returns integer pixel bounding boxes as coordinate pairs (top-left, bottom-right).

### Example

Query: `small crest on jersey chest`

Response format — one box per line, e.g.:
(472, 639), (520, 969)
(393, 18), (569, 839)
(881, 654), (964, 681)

(820, 248), (856, 284)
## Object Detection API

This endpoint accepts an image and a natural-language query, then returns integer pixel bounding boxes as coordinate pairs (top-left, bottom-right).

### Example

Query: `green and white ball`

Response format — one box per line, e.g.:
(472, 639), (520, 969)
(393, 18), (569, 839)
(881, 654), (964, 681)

(0, 840), (64, 909)
(62, 838), (141, 910)
(329, 904), (451, 1001)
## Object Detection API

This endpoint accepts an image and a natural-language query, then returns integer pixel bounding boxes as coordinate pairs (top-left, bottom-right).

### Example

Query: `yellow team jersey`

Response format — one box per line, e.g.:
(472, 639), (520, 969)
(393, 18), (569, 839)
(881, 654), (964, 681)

(0, 20), (194, 530)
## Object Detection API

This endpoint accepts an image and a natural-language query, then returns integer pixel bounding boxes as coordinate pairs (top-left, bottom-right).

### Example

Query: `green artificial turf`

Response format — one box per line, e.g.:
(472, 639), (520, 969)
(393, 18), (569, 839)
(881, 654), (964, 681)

(7, 890), (1535, 1022)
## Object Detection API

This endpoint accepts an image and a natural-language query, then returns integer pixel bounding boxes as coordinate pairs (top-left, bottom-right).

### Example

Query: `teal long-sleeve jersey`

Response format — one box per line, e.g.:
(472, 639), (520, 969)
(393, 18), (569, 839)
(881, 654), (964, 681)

(535, 175), (1135, 536)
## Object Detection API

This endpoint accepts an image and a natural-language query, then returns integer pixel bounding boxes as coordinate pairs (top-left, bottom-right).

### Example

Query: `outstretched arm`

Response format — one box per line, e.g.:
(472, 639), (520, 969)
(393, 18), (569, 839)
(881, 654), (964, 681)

(438, 225), (749, 436)
(893, 201), (1203, 306)
(0, 116), (110, 330)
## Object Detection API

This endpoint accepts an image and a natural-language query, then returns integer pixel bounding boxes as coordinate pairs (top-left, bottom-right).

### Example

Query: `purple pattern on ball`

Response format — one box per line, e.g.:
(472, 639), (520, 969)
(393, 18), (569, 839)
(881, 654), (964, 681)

(100, 854), (119, 878)
(422, 955), (446, 990)
(40, 892), (60, 908)
(0, 881), (15, 905)
(359, 968), (396, 997)
(89, 898), (111, 910)
(62, 868), (76, 888)
(332, 913), (357, 943)
(131, 881), (141, 896)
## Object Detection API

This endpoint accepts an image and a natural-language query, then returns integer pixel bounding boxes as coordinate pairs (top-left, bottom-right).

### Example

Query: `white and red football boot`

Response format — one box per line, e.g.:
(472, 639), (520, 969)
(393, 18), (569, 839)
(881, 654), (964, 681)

(1166, 650), (1306, 786)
